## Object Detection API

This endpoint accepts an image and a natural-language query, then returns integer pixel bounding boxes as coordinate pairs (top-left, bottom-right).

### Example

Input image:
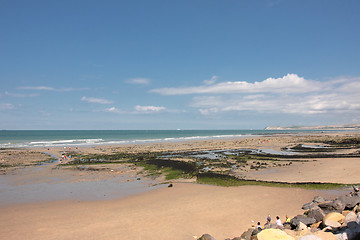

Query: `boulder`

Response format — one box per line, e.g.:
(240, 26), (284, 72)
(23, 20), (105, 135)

(323, 219), (341, 228)
(337, 195), (360, 210)
(323, 212), (345, 224)
(290, 215), (316, 229)
(306, 207), (325, 222)
(256, 229), (295, 240)
(336, 226), (360, 240)
(240, 228), (254, 240)
(297, 222), (308, 231)
(313, 231), (337, 240)
(318, 199), (345, 213)
(344, 211), (357, 225)
(302, 202), (315, 210)
(251, 228), (262, 236)
(198, 234), (216, 240)
(298, 235), (322, 240)
(313, 196), (326, 204)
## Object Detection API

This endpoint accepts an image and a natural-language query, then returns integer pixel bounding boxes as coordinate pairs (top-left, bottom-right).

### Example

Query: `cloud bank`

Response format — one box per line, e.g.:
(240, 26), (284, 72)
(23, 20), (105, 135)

(151, 74), (360, 116)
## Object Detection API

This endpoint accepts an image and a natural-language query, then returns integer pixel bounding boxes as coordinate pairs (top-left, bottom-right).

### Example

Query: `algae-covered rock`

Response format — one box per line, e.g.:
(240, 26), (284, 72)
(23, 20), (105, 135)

(257, 229), (295, 240)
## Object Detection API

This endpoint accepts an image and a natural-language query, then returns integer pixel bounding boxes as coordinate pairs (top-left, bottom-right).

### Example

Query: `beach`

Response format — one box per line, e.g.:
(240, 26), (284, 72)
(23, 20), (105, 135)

(1, 132), (359, 239)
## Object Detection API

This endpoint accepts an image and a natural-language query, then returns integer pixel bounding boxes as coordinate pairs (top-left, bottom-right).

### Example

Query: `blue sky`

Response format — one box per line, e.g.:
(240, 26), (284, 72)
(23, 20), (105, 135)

(1, 0), (359, 130)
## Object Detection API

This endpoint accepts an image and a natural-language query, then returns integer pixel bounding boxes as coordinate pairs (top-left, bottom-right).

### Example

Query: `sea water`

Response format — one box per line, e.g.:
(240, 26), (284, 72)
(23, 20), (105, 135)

(0, 129), (324, 148)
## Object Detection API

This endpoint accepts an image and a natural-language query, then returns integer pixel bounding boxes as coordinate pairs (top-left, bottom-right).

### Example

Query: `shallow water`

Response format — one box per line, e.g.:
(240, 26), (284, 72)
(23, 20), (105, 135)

(0, 162), (163, 205)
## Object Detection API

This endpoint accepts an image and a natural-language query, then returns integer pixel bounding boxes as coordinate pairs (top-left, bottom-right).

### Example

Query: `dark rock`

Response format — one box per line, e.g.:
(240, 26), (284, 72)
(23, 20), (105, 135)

(168, 183), (173, 187)
(302, 201), (316, 210)
(337, 195), (360, 210)
(198, 234), (216, 240)
(318, 199), (345, 213)
(290, 215), (316, 229)
(306, 207), (325, 222)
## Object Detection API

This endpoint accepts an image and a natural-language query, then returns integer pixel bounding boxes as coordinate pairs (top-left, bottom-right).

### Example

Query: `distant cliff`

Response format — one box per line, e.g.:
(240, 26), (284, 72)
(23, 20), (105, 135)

(264, 124), (360, 131)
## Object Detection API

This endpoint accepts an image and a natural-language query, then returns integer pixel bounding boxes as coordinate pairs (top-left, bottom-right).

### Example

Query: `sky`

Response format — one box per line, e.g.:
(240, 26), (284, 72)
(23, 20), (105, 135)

(1, 0), (360, 130)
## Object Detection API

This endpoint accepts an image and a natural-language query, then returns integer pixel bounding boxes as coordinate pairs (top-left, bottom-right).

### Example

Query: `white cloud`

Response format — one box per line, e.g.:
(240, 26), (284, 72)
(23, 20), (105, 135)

(154, 74), (360, 117)
(103, 105), (168, 114)
(104, 107), (124, 113)
(151, 74), (321, 95)
(0, 103), (14, 110)
(19, 86), (88, 92)
(203, 75), (218, 85)
(81, 96), (113, 104)
(19, 86), (55, 91)
(5, 91), (39, 98)
(135, 105), (166, 113)
(126, 78), (151, 85)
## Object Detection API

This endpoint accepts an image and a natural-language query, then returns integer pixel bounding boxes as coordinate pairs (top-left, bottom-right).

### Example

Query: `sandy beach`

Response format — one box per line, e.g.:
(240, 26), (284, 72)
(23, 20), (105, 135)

(1, 132), (359, 239)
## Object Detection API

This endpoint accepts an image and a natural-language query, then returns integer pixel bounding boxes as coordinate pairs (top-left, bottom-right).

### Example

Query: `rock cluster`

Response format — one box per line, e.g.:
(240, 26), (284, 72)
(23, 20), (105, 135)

(198, 189), (360, 240)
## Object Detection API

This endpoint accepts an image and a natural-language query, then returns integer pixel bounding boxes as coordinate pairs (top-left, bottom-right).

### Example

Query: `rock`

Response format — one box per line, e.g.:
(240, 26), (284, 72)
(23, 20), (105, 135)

(313, 196), (326, 204)
(298, 235), (322, 240)
(297, 222), (308, 231)
(306, 207), (325, 222)
(198, 234), (216, 240)
(337, 195), (360, 210)
(337, 226), (360, 240)
(323, 212), (345, 224)
(313, 231), (337, 240)
(344, 225), (360, 240)
(344, 212), (357, 225)
(290, 215), (316, 229)
(324, 219), (341, 228)
(263, 223), (278, 229)
(335, 232), (348, 240)
(256, 229), (295, 240)
(347, 221), (358, 229)
(310, 221), (321, 229)
(241, 228), (254, 240)
(343, 210), (352, 217)
(319, 200), (345, 213)
(251, 228), (262, 236)
(302, 202), (316, 210)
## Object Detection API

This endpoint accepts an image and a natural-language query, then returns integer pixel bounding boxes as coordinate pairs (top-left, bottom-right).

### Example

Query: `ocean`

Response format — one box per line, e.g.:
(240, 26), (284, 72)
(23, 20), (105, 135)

(0, 129), (325, 148)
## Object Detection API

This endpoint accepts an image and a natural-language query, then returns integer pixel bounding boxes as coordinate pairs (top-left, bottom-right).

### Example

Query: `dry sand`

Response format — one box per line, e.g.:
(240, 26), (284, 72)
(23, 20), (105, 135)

(0, 183), (342, 240)
(1, 132), (359, 239)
